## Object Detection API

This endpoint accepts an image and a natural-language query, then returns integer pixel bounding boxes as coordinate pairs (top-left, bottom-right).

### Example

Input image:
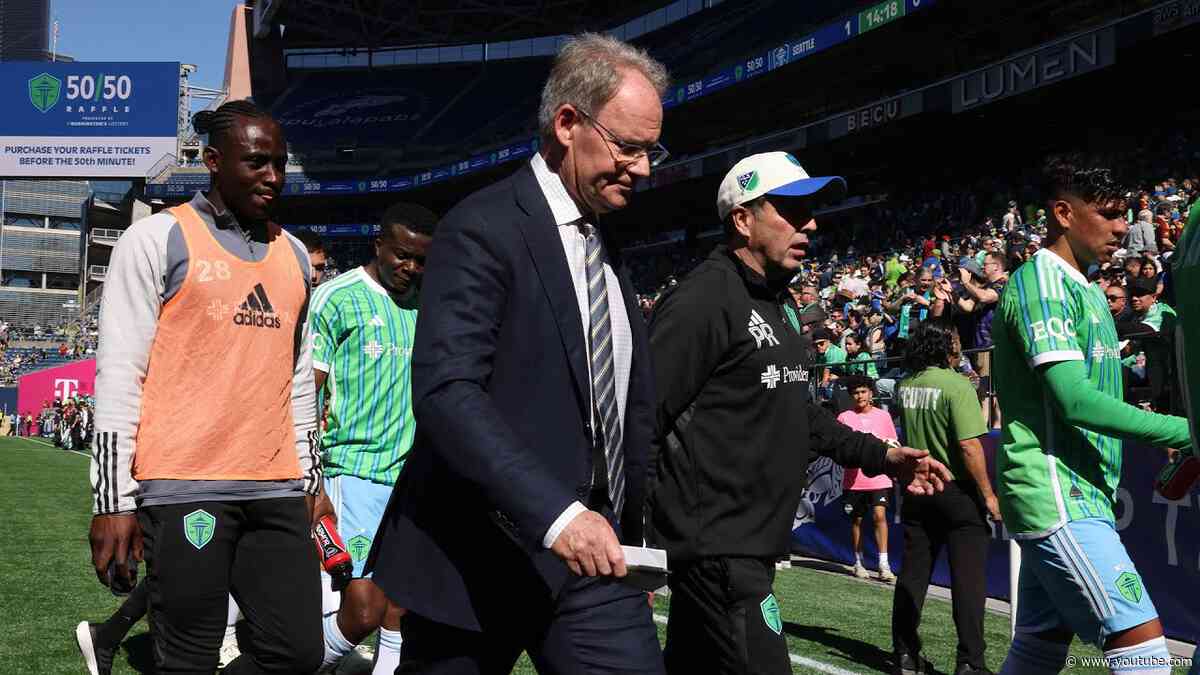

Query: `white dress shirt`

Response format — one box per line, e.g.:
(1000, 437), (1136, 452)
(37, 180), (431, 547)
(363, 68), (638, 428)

(530, 152), (634, 548)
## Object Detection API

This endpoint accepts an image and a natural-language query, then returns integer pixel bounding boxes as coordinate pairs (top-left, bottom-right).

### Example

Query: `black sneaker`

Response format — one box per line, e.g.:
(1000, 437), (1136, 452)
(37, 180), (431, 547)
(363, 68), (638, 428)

(954, 665), (995, 675)
(893, 652), (935, 675)
(75, 621), (115, 675)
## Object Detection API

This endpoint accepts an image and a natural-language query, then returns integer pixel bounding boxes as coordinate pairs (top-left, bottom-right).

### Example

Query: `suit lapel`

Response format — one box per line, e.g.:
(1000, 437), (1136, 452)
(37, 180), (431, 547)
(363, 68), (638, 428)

(511, 165), (590, 415)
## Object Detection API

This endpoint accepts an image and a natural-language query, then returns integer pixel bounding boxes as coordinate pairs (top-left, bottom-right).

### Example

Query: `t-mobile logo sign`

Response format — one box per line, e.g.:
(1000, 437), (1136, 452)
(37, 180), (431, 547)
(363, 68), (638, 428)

(54, 378), (79, 401)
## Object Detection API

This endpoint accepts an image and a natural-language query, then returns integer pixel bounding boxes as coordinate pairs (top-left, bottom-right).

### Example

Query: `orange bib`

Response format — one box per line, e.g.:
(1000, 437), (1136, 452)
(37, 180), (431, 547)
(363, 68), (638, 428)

(132, 203), (305, 481)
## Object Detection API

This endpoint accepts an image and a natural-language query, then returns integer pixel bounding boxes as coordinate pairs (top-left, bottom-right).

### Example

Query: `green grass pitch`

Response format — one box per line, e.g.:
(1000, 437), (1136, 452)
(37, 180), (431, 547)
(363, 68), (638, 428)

(0, 436), (1135, 673)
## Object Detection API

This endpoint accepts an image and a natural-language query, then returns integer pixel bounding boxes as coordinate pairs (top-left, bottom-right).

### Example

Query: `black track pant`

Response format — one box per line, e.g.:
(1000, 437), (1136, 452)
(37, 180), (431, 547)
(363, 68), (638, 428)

(891, 481), (990, 670)
(663, 557), (792, 675)
(139, 497), (322, 674)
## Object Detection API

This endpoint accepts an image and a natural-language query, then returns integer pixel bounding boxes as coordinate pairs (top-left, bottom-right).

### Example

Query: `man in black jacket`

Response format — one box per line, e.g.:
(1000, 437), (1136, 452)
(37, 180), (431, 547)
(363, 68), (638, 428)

(648, 152), (952, 675)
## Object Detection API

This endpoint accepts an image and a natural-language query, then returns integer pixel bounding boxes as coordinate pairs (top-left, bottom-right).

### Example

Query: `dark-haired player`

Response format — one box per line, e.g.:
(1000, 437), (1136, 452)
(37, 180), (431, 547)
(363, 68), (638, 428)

(294, 229), (329, 287)
(994, 155), (1191, 675)
(81, 100), (323, 674)
(310, 202), (435, 674)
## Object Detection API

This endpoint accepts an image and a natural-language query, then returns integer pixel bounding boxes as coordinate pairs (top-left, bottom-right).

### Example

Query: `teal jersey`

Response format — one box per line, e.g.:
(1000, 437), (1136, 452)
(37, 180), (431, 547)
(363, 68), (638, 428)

(992, 249), (1125, 537)
(310, 267), (417, 486)
(1138, 301), (1176, 333)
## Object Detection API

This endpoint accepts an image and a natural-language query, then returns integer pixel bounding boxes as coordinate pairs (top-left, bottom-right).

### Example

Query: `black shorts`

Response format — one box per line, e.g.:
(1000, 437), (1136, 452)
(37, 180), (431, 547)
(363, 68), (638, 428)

(843, 488), (889, 519)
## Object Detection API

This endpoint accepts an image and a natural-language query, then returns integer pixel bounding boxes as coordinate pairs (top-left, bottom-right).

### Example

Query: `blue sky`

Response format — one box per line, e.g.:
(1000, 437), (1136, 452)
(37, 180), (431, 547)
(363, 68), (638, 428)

(49, 0), (240, 92)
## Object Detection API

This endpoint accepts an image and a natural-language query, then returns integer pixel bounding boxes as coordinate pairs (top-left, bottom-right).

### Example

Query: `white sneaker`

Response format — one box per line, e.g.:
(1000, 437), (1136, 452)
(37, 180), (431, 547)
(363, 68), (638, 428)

(879, 566), (897, 583)
(852, 563), (870, 579)
(218, 629), (241, 668)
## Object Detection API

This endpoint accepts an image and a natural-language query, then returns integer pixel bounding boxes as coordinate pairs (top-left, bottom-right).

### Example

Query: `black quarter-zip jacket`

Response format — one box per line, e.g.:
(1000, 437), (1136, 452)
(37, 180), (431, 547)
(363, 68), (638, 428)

(647, 245), (889, 562)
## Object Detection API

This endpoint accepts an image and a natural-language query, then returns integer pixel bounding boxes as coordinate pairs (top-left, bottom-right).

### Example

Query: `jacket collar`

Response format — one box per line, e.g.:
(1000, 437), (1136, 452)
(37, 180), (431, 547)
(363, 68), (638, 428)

(713, 245), (789, 300)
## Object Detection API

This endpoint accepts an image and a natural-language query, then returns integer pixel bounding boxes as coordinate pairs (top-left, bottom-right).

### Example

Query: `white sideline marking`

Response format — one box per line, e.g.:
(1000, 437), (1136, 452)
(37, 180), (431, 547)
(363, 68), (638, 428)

(652, 613), (860, 675)
(13, 436), (89, 457)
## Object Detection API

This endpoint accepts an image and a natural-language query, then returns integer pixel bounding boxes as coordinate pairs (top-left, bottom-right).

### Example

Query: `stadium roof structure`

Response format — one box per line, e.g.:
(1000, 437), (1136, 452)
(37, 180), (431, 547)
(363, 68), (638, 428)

(254, 0), (678, 50)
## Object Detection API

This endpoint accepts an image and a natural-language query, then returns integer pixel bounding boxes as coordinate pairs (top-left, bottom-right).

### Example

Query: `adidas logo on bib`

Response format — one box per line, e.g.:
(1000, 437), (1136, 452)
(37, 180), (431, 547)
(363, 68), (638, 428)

(234, 283), (282, 329)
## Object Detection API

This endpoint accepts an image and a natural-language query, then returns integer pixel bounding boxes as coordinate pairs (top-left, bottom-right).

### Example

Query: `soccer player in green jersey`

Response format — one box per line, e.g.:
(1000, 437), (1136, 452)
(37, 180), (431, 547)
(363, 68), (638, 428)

(994, 155), (1191, 675)
(310, 202), (436, 675)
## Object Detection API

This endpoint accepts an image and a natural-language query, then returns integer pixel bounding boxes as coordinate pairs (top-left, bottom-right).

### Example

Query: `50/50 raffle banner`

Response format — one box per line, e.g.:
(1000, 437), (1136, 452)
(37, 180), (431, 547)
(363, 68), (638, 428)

(0, 61), (178, 178)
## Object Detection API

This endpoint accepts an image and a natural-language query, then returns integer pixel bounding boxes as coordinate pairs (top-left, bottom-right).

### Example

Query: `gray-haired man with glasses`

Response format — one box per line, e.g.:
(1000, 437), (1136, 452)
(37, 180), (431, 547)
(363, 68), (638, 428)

(368, 32), (670, 673)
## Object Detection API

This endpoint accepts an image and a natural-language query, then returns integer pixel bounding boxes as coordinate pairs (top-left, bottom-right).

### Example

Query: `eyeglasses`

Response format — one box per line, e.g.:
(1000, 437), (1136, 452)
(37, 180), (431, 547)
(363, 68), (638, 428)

(576, 107), (670, 168)
(1106, 294), (1125, 302)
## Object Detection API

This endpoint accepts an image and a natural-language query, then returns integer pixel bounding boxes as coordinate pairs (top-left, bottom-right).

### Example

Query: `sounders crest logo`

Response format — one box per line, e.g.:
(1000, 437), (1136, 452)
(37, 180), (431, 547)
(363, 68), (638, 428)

(737, 171), (759, 193)
(347, 534), (372, 562)
(29, 73), (62, 113)
(183, 509), (216, 550)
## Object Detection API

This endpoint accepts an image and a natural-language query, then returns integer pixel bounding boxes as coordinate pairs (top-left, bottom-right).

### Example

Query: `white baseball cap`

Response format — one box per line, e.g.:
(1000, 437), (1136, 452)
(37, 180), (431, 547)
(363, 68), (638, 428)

(717, 151), (847, 220)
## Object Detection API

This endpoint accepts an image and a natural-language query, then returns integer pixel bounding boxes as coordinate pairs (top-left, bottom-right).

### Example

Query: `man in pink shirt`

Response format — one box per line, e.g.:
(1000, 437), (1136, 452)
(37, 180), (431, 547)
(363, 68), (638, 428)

(837, 375), (897, 582)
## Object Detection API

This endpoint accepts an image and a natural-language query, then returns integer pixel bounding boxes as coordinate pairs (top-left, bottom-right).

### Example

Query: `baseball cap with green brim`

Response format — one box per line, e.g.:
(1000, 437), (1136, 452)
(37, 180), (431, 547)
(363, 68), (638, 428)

(717, 151), (847, 220)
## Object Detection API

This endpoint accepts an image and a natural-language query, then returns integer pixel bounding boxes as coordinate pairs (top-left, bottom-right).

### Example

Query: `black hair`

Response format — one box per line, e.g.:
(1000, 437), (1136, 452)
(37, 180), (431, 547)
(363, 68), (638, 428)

(380, 202), (439, 238)
(902, 320), (957, 373)
(293, 229), (324, 254)
(840, 374), (875, 394)
(1037, 153), (1126, 209)
(192, 99), (275, 150)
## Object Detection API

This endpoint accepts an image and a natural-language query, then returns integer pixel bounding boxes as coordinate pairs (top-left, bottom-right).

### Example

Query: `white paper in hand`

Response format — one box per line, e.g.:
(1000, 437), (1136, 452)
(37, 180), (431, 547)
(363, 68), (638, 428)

(620, 546), (668, 592)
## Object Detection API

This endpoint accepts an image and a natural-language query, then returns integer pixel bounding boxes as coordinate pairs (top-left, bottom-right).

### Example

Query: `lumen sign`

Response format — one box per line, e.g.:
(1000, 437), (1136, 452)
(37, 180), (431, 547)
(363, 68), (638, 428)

(951, 27), (1115, 113)
(1, 62), (179, 177)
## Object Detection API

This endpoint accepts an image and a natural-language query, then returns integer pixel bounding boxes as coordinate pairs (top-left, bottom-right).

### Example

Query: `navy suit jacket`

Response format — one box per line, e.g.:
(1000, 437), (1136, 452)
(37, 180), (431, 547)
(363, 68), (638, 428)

(367, 164), (656, 632)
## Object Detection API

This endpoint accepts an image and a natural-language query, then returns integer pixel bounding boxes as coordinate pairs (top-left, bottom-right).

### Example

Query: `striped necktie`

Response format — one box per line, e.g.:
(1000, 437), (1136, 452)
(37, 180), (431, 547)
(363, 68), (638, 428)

(581, 222), (624, 515)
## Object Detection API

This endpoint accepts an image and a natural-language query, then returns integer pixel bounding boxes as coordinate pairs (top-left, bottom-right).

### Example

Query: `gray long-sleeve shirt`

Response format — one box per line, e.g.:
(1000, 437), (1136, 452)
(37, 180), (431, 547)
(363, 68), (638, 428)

(91, 191), (320, 514)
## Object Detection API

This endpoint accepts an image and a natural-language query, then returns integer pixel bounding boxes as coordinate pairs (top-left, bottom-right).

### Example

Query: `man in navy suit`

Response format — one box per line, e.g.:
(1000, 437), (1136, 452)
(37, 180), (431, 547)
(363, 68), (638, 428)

(367, 33), (671, 674)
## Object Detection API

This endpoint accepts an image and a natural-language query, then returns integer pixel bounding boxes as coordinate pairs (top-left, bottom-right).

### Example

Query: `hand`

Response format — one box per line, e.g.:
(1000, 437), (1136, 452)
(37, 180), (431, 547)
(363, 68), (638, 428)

(884, 446), (953, 495)
(647, 592), (655, 608)
(89, 513), (143, 589)
(550, 510), (626, 578)
(985, 494), (1002, 522)
(958, 267), (972, 285)
(308, 490), (335, 527)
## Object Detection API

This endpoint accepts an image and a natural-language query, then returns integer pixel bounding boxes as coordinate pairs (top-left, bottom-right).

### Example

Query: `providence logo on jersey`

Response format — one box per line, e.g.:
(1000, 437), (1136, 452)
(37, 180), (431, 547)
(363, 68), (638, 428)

(234, 283), (282, 328)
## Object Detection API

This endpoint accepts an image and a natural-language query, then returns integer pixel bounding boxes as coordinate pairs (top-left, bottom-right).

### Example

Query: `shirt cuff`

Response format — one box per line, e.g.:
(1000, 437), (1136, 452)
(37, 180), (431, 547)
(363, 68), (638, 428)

(542, 501), (587, 549)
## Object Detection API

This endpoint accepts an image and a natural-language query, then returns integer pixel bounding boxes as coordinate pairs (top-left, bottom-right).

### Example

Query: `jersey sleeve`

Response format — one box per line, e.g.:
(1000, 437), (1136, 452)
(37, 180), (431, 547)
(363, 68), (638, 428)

(1004, 263), (1084, 367)
(91, 212), (176, 514)
(308, 289), (342, 374)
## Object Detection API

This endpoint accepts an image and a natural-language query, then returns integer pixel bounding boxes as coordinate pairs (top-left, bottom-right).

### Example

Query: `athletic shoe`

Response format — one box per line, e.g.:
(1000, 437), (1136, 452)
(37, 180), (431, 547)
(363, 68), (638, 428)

(879, 566), (897, 583)
(852, 563), (871, 579)
(954, 665), (994, 675)
(1156, 447), (1200, 501)
(218, 629), (241, 669)
(892, 652), (934, 675)
(75, 621), (115, 675)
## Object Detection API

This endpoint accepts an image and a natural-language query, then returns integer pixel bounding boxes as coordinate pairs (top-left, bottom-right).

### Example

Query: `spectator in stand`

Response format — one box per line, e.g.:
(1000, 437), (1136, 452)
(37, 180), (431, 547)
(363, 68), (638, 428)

(1123, 278), (1177, 412)
(888, 268), (936, 343)
(1125, 207), (1158, 255)
(844, 333), (878, 379)
(1107, 283), (1132, 323)
(891, 321), (997, 675)
(837, 375), (897, 583)
(1002, 200), (1022, 232)
(958, 253), (1008, 424)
